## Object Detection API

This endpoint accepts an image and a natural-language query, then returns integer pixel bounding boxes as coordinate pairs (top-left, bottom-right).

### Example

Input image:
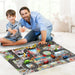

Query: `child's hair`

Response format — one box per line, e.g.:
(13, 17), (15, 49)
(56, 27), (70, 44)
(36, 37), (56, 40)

(6, 9), (16, 17)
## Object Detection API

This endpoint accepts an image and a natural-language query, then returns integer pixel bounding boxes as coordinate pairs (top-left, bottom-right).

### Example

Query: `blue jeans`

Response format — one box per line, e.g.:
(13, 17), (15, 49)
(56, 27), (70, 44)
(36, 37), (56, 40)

(24, 27), (52, 42)
(4, 36), (22, 42)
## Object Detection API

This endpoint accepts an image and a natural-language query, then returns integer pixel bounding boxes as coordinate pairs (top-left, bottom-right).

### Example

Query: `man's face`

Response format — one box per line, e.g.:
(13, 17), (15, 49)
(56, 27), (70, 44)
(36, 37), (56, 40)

(20, 9), (30, 22)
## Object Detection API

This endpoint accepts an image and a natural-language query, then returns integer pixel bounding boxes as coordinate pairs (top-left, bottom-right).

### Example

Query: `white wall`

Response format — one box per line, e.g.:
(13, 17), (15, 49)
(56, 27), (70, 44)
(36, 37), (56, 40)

(0, 0), (51, 33)
(53, 0), (71, 32)
(60, 0), (71, 16)
(16, 0), (51, 20)
(0, 0), (28, 33)
(71, 0), (75, 25)
(0, 0), (75, 33)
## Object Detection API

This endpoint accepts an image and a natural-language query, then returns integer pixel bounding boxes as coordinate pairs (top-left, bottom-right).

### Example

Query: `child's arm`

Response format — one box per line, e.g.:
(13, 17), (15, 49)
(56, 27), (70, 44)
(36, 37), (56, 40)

(8, 28), (14, 33)
(6, 23), (17, 35)
(8, 28), (17, 35)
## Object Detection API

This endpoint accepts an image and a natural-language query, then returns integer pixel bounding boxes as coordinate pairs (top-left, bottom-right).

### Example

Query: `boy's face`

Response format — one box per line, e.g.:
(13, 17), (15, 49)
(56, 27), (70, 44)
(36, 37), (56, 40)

(20, 9), (30, 22)
(7, 15), (16, 23)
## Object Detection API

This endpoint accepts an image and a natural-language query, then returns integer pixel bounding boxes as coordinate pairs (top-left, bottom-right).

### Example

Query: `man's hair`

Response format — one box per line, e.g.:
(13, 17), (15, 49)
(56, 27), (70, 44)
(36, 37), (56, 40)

(6, 9), (16, 17)
(19, 6), (30, 14)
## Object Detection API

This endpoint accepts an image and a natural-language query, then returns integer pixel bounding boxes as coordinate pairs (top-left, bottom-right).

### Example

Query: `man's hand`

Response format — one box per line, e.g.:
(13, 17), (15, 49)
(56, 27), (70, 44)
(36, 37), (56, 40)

(19, 27), (26, 32)
(39, 41), (47, 44)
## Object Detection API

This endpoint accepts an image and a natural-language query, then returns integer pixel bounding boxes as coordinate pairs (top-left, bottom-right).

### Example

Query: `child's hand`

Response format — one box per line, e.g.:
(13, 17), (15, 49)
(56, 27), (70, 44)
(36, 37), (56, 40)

(12, 29), (17, 35)
(19, 27), (26, 32)
(8, 28), (17, 35)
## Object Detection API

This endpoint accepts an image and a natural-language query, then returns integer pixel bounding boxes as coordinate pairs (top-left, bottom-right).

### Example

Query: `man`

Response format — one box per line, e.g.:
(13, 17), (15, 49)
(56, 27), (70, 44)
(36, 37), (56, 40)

(3, 6), (53, 46)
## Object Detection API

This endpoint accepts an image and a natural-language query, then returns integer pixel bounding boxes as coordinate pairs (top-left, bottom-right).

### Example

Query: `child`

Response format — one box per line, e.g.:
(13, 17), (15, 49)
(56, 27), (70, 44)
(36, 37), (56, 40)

(0, 9), (22, 45)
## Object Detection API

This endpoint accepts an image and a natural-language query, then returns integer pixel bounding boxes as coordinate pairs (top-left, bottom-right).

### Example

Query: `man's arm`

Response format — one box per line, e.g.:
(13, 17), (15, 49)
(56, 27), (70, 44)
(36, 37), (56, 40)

(19, 26), (27, 32)
(41, 30), (46, 41)
(35, 12), (47, 44)
(39, 30), (47, 44)
(19, 19), (27, 32)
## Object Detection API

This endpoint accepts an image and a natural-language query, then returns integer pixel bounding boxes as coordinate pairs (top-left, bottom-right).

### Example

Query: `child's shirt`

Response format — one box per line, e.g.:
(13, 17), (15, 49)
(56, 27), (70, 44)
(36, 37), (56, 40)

(6, 20), (22, 40)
